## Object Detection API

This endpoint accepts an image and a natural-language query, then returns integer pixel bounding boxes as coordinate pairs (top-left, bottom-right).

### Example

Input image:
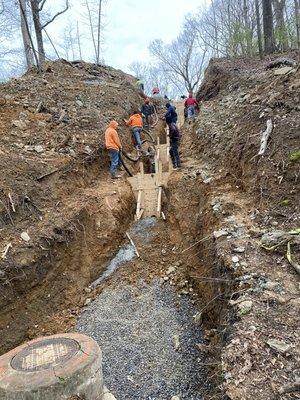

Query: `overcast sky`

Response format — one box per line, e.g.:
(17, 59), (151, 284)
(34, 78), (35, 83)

(47, 0), (205, 73)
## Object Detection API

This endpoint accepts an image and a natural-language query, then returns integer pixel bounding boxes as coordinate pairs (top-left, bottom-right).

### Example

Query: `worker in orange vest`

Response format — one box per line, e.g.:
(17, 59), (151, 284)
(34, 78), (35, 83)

(125, 111), (143, 150)
(105, 120), (122, 179)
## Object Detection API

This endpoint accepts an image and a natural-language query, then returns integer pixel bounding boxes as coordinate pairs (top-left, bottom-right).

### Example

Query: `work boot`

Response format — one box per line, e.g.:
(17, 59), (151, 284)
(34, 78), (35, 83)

(111, 175), (122, 179)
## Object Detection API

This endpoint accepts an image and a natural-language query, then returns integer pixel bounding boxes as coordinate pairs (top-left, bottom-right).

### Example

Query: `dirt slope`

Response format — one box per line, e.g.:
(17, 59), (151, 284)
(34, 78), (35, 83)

(182, 53), (300, 399)
(0, 54), (299, 400)
(0, 61), (140, 353)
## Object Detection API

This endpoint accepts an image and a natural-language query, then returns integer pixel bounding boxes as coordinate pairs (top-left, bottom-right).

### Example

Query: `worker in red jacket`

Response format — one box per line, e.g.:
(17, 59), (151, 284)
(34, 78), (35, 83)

(184, 93), (199, 124)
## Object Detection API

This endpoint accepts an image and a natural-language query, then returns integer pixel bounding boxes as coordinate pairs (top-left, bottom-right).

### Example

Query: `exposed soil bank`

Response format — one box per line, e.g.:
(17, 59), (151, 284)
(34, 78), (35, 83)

(192, 55), (300, 399)
(0, 60), (140, 355)
(0, 172), (135, 354)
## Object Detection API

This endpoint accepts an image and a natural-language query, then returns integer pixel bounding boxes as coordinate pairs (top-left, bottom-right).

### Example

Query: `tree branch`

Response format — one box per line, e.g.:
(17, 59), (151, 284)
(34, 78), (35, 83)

(41, 0), (69, 29)
(38, 0), (47, 11)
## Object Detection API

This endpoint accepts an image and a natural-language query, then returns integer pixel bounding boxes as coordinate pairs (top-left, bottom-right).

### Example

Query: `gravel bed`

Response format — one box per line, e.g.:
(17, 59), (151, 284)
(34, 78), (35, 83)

(76, 280), (206, 400)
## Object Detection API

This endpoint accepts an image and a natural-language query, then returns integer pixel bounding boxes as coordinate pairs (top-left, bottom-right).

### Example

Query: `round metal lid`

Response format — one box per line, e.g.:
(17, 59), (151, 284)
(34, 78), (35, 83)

(10, 337), (80, 373)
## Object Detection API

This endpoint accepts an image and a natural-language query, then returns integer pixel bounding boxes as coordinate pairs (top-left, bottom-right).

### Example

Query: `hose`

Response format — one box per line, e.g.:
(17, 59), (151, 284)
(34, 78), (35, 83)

(121, 150), (140, 163)
(151, 104), (159, 128)
(119, 151), (133, 177)
(142, 129), (155, 143)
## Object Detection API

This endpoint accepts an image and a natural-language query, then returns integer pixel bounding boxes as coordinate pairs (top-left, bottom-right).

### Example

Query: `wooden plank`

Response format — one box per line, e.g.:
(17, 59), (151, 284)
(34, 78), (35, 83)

(136, 190), (142, 220)
(139, 161), (144, 176)
(157, 186), (163, 218)
(137, 209), (144, 220)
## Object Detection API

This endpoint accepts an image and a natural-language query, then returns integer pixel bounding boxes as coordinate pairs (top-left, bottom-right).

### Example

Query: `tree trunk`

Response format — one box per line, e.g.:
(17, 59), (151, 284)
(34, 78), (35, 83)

(243, 0), (252, 55)
(211, 0), (219, 57)
(274, 0), (288, 51)
(96, 0), (102, 64)
(30, 0), (46, 64)
(77, 21), (83, 60)
(295, 0), (300, 49)
(262, 0), (275, 53)
(84, 0), (97, 62)
(19, 0), (35, 68)
(255, 0), (264, 58)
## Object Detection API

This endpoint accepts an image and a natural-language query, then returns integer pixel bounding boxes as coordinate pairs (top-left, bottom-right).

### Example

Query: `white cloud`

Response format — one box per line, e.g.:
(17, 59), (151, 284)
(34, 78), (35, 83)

(46, 0), (206, 71)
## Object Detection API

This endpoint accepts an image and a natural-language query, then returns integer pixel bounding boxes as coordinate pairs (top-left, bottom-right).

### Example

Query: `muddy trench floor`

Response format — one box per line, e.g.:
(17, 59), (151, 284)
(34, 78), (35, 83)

(76, 218), (208, 400)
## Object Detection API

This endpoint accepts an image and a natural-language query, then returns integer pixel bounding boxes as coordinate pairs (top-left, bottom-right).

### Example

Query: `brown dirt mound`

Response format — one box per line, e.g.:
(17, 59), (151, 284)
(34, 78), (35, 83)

(0, 60), (140, 353)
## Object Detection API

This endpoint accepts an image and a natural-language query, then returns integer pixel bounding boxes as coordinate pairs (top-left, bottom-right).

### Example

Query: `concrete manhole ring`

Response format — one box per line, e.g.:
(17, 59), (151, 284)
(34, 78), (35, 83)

(0, 333), (103, 400)
(10, 337), (80, 372)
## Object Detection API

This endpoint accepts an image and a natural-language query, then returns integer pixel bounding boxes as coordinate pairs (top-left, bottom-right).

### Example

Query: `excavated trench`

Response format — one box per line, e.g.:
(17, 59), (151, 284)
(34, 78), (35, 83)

(0, 120), (231, 399)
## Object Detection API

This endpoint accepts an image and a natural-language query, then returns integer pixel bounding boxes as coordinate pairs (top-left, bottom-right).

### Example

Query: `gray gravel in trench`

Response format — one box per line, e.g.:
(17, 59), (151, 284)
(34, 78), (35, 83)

(76, 280), (206, 400)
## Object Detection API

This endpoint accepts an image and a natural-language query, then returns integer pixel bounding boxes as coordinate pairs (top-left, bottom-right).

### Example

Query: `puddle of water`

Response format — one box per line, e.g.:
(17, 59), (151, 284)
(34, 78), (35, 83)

(89, 218), (158, 290)
(90, 244), (136, 289)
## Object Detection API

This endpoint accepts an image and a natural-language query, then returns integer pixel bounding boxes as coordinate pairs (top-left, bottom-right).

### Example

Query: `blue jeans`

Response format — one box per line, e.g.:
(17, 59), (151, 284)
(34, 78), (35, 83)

(132, 127), (142, 148)
(108, 149), (121, 177)
(187, 106), (195, 120)
(170, 140), (181, 168)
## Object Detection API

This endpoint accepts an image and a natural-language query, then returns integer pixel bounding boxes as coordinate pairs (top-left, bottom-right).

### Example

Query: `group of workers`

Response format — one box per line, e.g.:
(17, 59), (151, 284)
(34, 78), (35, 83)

(104, 87), (199, 179)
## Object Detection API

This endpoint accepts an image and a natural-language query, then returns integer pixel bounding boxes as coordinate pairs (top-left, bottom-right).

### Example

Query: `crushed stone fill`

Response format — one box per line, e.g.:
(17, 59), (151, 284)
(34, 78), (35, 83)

(76, 280), (206, 400)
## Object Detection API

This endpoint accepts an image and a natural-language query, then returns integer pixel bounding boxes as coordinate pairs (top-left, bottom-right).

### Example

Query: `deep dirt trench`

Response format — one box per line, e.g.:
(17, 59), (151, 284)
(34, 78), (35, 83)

(76, 218), (207, 399)
(0, 116), (231, 399)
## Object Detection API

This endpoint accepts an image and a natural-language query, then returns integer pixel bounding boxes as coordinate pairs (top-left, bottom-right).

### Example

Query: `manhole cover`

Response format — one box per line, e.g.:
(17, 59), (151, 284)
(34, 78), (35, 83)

(10, 337), (80, 372)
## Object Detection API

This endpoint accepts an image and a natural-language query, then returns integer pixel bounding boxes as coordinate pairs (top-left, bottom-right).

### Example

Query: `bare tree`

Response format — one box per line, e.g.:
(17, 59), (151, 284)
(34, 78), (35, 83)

(96, 0), (103, 64)
(19, 0), (34, 68)
(77, 20), (83, 60)
(129, 61), (184, 98)
(82, 0), (106, 63)
(84, 0), (97, 61)
(58, 21), (77, 60)
(273, 0), (289, 50)
(262, 0), (275, 53)
(29, 0), (69, 64)
(255, 0), (264, 58)
(149, 28), (208, 93)
(294, 0), (300, 48)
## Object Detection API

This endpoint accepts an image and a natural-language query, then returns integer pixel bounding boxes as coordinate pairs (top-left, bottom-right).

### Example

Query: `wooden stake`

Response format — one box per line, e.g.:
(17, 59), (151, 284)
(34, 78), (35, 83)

(157, 186), (163, 218)
(139, 161), (144, 176)
(136, 190), (142, 220)
(126, 232), (140, 258)
(137, 209), (144, 220)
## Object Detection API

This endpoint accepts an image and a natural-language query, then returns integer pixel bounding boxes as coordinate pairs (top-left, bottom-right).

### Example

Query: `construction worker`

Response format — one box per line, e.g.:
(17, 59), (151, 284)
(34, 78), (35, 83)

(125, 111), (143, 151)
(147, 146), (156, 173)
(166, 116), (181, 169)
(152, 86), (161, 98)
(135, 78), (144, 93)
(165, 103), (178, 124)
(141, 98), (154, 129)
(184, 93), (199, 124)
(105, 120), (122, 179)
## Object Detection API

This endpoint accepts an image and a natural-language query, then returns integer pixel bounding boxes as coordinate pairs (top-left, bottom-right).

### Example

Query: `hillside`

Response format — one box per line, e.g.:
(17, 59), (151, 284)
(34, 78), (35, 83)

(0, 60), (140, 353)
(0, 55), (299, 400)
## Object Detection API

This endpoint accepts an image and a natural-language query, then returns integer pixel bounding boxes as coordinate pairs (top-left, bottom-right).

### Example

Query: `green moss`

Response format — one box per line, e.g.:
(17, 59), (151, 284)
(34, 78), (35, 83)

(289, 150), (300, 162)
(280, 199), (290, 206)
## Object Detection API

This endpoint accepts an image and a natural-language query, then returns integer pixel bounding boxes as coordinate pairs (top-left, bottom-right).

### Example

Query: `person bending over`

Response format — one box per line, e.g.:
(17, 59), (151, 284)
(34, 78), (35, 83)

(125, 111), (143, 150)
